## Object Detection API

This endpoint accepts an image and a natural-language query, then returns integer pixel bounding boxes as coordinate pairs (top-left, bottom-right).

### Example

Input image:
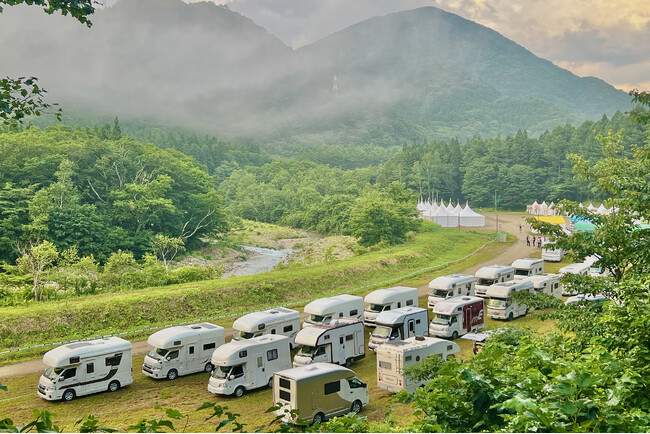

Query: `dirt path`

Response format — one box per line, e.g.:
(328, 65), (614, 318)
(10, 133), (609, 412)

(0, 213), (535, 378)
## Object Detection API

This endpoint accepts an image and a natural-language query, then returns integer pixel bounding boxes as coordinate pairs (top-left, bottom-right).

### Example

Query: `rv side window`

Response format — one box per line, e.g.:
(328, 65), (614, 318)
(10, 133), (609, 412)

(63, 368), (77, 379)
(416, 319), (421, 325)
(378, 361), (391, 369)
(174, 340), (181, 346)
(315, 347), (326, 356)
(279, 378), (291, 389)
(340, 337), (344, 344)
(86, 363), (94, 374)
(69, 356), (80, 364)
(189, 346), (195, 355)
(397, 302), (402, 308)
(239, 351), (247, 358)
(348, 378), (365, 389)
(406, 299), (414, 306)
(450, 316), (458, 324)
(168, 350), (179, 360)
(267, 349), (278, 361)
(324, 380), (340, 395)
(271, 329), (276, 334)
(345, 334), (353, 341)
(232, 365), (244, 378)
(416, 356), (421, 362)
(349, 309), (358, 316)
(339, 312), (344, 318)
(203, 343), (216, 351)
(105, 353), (123, 366)
(283, 325), (293, 333)
(447, 345), (454, 351)
(279, 389), (290, 401)
(405, 356), (412, 362)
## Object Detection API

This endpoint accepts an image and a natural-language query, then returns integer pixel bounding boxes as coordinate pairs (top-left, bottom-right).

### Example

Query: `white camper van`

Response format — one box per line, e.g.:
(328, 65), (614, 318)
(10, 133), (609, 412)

(474, 265), (515, 297)
(368, 307), (428, 350)
(207, 335), (291, 397)
(559, 262), (591, 295)
(303, 295), (363, 328)
(511, 258), (544, 280)
(427, 274), (475, 308)
(143, 323), (225, 380)
(486, 281), (535, 321)
(542, 241), (566, 262)
(363, 286), (418, 326)
(273, 363), (369, 425)
(232, 307), (301, 348)
(429, 296), (485, 339)
(293, 319), (365, 367)
(524, 274), (562, 299)
(37, 337), (133, 401)
(376, 336), (460, 393)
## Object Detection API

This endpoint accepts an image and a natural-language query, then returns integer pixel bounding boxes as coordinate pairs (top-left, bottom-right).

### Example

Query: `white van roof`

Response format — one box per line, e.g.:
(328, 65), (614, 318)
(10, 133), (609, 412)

(232, 307), (300, 332)
(428, 274), (474, 290)
(364, 286), (417, 304)
(211, 335), (288, 365)
(475, 265), (515, 279)
(375, 307), (427, 325)
(43, 337), (132, 367)
(304, 295), (362, 315)
(559, 263), (590, 274)
(485, 281), (534, 298)
(276, 362), (353, 381)
(523, 273), (560, 287)
(432, 296), (483, 315)
(147, 323), (224, 349)
(511, 258), (543, 268)
(377, 336), (460, 354)
(295, 318), (360, 347)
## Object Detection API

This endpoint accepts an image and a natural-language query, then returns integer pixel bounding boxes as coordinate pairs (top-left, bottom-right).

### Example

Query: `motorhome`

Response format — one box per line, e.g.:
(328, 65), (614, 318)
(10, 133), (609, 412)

(363, 286), (418, 326)
(511, 258), (544, 280)
(427, 274), (475, 308)
(559, 262), (591, 295)
(474, 265), (515, 297)
(207, 335), (291, 398)
(564, 293), (608, 305)
(303, 295), (363, 328)
(368, 307), (428, 350)
(376, 336), (460, 393)
(143, 323), (225, 380)
(486, 281), (535, 321)
(293, 319), (365, 367)
(429, 296), (485, 339)
(273, 363), (369, 425)
(232, 307), (300, 348)
(524, 274), (562, 298)
(542, 241), (566, 262)
(37, 337), (133, 401)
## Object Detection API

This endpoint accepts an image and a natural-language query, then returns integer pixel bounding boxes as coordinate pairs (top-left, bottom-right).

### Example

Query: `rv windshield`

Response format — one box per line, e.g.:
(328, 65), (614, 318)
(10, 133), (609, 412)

(368, 304), (387, 312)
(147, 348), (168, 360)
(236, 331), (257, 340)
(309, 314), (331, 324)
(371, 326), (392, 339)
(477, 278), (496, 285)
(433, 289), (450, 298)
(212, 365), (232, 380)
(488, 298), (509, 308)
(432, 314), (451, 325)
(43, 367), (64, 380)
(297, 345), (318, 356)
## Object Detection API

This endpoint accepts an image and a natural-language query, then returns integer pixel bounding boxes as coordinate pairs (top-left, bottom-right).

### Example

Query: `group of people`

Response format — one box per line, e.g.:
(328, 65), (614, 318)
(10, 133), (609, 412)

(526, 235), (543, 247)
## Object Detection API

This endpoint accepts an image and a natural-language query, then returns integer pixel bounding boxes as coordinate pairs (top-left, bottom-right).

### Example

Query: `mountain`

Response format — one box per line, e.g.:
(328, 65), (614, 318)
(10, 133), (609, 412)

(0, 0), (632, 145)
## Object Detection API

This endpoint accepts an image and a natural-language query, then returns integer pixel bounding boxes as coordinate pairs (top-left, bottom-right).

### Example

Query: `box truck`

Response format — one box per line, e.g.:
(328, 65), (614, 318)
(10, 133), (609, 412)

(429, 296), (485, 339)
(542, 241), (566, 262)
(293, 319), (365, 367)
(273, 363), (369, 425)
(37, 337), (133, 401)
(474, 265), (514, 297)
(143, 322), (225, 380)
(363, 286), (418, 326)
(486, 280), (535, 321)
(368, 307), (428, 350)
(511, 258), (544, 280)
(524, 273), (562, 298)
(207, 335), (291, 397)
(232, 307), (301, 348)
(376, 336), (460, 393)
(427, 274), (475, 308)
(303, 295), (363, 328)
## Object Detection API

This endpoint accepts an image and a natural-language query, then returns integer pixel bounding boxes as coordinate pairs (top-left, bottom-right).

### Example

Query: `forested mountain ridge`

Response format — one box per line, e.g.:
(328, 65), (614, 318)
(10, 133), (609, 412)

(0, 0), (632, 145)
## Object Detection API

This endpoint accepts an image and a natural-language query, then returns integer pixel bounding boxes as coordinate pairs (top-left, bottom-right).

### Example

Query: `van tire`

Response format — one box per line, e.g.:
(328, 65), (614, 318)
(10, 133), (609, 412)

(166, 369), (178, 381)
(312, 412), (325, 425)
(451, 331), (458, 340)
(351, 400), (362, 414)
(62, 389), (75, 402)
(204, 363), (214, 373)
(234, 386), (245, 398)
(108, 380), (120, 392)
(344, 358), (352, 368)
(508, 312), (514, 321)
(267, 378), (273, 388)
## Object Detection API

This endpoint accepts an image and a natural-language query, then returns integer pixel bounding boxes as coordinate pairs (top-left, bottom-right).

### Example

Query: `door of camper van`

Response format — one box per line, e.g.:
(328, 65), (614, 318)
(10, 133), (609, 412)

(186, 342), (198, 374)
(83, 360), (101, 394)
(256, 355), (266, 388)
(407, 319), (416, 338)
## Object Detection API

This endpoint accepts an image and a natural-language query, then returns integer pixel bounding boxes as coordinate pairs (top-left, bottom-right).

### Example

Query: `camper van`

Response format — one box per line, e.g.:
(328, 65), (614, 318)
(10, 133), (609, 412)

(511, 258), (544, 280)
(474, 265), (515, 297)
(542, 241), (566, 262)
(376, 336), (460, 393)
(207, 335), (291, 397)
(303, 295), (363, 328)
(429, 296), (485, 339)
(273, 363), (369, 425)
(427, 274), (475, 308)
(293, 319), (365, 367)
(559, 262), (591, 295)
(232, 307), (301, 348)
(486, 281), (535, 321)
(37, 337), (133, 401)
(363, 286), (418, 326)
(368, 307), (428, 350)
(524, 274), (562, 298)
(143, 323), (225, 380)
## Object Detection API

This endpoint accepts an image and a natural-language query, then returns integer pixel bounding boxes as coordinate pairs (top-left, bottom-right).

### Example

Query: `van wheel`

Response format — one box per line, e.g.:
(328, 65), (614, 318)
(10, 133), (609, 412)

(267, 378), (273, 388)
(351, 400), (362, 414)
(451, 331), (458, 340)
(312, 412), (325, 425)
(508, 312), (514, 321)
(204, 363), (214, 373)
(344, 358), (352, 368)
(166, 369), (178, 380)
(233, 386), (245, 398)
(62, 389), (75, 402)
(107, 380), (120, 392)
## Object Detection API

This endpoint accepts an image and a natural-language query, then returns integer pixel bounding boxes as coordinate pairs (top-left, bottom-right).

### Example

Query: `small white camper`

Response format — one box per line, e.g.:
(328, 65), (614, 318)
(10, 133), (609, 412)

(523, 273), (562, 298)
(376, 336), (460, 393)
(143, 322), (225, 380)
(541, 241), (566, 262)
(232, 307), (300, 348)
(429, 296), (485, 339)
(273, 363), (369, 425)
(368, 307), (428, 350)
(486, 281), (535, 321)
(303, 295), (363, 328)
(559, 262), (591, 295)
(207, 335), (291, 397)
(363, 286), (418, 326)
(474, 265), (515, 297)
(511, 258), (544, 280)
(38, 337), (133, 401)
(427, 274), (475, 308)
(293, 319), (365, 367)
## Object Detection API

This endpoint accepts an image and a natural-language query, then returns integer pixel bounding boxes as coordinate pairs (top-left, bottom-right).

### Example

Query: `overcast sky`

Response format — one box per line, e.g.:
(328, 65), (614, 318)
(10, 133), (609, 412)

(179, 0), (649, 92)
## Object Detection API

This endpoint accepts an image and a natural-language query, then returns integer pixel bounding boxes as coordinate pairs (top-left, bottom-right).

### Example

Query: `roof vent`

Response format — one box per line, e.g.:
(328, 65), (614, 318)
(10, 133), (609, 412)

(191, 326), (201, 329)
(415, 335), (425, 341)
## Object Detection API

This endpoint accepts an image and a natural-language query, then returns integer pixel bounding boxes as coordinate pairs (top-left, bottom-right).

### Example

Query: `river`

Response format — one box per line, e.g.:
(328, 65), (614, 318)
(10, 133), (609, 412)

(221, 245), (294, 278)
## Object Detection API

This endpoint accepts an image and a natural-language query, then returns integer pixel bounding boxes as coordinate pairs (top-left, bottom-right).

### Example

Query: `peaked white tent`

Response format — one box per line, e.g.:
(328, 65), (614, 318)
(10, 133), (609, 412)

(587, 203), (597, 212)
(432, 205), (455, 227)
(446, 200), (456, 214)
(460, 203), (486, 227)
(597, 204), (609, 215)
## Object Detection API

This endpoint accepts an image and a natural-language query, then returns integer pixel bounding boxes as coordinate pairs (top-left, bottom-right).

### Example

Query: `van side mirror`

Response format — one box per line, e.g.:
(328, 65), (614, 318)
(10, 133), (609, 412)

(228, 375), (234, 381)
(165, 356), (170, 361)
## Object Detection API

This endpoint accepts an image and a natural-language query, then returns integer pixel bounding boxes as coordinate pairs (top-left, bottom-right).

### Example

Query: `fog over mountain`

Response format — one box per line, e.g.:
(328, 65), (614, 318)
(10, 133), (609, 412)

(0, 0), (632, 144)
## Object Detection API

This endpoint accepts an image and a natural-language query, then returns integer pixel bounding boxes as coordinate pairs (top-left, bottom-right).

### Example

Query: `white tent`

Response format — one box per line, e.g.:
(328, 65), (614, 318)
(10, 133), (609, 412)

(417, 199), (428, 211)
(432, 205), (455, 227)
(454, 202), (463, 214)
(597, 204), (609, 215)
(446, 199), (456, 214)
(460, 203), (486, 227)
(587, 203), (597, 212)
(424, 202), (439, 219)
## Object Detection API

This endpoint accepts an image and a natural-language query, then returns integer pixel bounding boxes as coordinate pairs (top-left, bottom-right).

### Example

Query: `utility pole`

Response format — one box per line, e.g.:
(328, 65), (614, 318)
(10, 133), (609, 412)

(494, 191), (500, 239)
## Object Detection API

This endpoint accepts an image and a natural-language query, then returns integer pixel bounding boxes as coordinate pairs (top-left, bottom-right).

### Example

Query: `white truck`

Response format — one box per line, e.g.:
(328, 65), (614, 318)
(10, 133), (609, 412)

(363, 286), (418, 327)
(143, 322), (225, 380)
(293, 319), (365, 367)
(37, 337), (133, 401)
(559, 262), (591, 295)
(524, 273), (562, 298)
(368, 307), (428, 350)
(273, 363), (369, 425)
(303, 295), (363, 328)
(207, 335), (291, 398)
(474, 265), (515, 297)
(429, 296), (485, 339)
(511, 258), (544, 280)
(376, 336), (460, 393)
(232, 307), (301, 349)
(427, 274), (475, 308)
(486, 281), (535, 321)
(542, 241), (566, 262)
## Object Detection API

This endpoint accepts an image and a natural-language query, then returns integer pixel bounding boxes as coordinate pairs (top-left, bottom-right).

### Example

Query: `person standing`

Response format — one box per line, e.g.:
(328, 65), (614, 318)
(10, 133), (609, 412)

(526, 235), (530, 246)
(532, 235), (536, 245)
(519, 224), (522, 233)
(537, 238), (542, 248)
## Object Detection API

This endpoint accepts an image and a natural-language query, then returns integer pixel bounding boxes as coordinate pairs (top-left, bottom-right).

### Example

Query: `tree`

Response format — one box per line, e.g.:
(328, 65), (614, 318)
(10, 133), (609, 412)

(151, 234), (185, 269)
(16, 239), (58, 301)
